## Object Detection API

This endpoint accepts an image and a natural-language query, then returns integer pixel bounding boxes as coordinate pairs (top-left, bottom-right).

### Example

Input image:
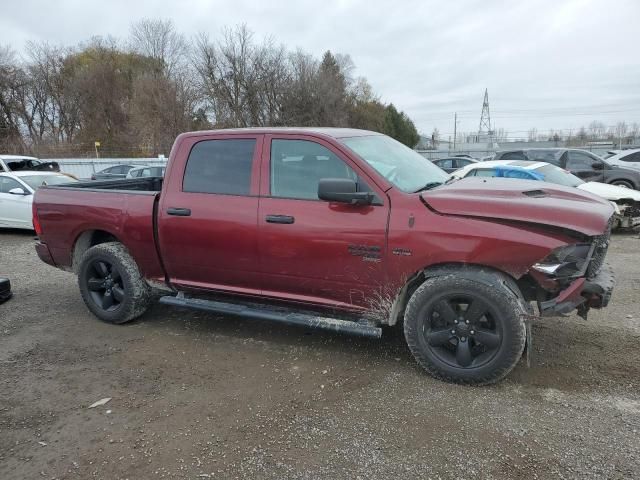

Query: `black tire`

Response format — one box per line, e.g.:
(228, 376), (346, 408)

(610, 179), (634, 189)
(78, 242), (151, 324)
(403, 273), (527, 385)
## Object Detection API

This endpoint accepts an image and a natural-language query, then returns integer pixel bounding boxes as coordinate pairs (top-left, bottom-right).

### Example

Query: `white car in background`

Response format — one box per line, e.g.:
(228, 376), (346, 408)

(125, 165), (166, 178)
(0, 154), (61, 173)
(603, 148), (640, 171)
(0, 172), (76, 230)
(450, 160), (640, 229)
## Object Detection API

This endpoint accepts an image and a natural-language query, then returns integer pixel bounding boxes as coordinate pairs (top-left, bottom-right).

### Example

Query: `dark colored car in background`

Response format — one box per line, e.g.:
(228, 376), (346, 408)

(432, 157), (478, 173)
(493, 148), (640, 189)
(91, 164), (138, 181)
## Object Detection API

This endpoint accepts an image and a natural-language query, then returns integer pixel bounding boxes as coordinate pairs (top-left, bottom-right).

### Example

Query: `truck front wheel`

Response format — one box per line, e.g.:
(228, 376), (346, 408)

(78, 242), (151, 324)
(403, 274), (527, 385)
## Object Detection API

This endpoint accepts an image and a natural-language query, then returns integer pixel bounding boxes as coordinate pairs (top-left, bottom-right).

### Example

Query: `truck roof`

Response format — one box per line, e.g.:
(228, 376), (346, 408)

(177, 127), (382, 140)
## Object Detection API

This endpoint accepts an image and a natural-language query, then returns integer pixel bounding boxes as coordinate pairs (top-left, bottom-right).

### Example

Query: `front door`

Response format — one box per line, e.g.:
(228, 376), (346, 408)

(257, 135), (389, 310)
(0, 177), (32, 228)
(157, 135), (263, 295)
(566, 151), (605, 182)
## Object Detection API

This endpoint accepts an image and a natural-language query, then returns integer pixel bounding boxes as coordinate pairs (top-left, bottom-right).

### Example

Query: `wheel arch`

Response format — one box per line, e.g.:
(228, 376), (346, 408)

(608, 177), (636, 188)
(72, 229), (122, 273)
(386, 263), (524, 326)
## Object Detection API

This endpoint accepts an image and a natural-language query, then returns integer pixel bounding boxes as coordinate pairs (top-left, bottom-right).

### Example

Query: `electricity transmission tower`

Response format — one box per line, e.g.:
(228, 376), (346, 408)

(477, 88), (495, 144)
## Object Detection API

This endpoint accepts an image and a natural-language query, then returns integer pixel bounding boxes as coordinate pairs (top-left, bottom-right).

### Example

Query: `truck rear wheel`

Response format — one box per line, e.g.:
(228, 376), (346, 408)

(78, 242), (151, 324)
(403, 273), (526, 385)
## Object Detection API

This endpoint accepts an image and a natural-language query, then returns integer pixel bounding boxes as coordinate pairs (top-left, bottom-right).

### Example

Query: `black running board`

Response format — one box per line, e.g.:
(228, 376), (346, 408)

(159, 295), (382, 339)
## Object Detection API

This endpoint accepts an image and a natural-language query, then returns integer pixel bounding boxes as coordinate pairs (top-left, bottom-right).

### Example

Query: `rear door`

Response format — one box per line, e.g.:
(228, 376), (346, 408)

(257, 134), (389, 309)
(566, 151), (605, 182)
(157, 134), (263, 295)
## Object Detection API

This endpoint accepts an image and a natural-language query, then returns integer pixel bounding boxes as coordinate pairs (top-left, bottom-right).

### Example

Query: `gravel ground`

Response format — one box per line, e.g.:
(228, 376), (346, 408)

(1, 229), (639, 479)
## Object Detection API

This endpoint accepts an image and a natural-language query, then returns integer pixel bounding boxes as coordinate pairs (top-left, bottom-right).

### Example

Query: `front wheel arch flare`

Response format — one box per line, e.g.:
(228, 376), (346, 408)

(388, 264), (524, 326)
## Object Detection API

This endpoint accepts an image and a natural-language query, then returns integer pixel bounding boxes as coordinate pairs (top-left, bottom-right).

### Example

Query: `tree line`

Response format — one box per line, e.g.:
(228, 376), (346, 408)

(0, 20), (420, 158)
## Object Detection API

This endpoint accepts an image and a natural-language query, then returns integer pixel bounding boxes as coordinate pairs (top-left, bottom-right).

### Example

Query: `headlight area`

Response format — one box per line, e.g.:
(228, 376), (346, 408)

(531, 243), (593, 280)
(524, 242), (614, 320)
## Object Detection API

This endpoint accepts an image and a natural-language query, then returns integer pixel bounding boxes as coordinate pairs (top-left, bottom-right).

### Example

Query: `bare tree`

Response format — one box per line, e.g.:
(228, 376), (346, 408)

(129, 18), (188, 76)
(193, 25), (291, 128)
(615, 121), (628, 145)
(0, 45), (27, 152)
(588, 120), (606, 140)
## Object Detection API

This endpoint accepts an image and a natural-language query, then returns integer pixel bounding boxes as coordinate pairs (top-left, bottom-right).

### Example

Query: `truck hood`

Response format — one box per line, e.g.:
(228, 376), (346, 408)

(421, 177), (613, 236)
(578, 181), (640, 202)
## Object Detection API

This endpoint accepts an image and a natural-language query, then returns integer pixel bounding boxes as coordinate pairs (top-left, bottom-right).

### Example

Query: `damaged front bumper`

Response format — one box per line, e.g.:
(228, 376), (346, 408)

(539, 263), (615, 319)
(615, 213), (640, 229)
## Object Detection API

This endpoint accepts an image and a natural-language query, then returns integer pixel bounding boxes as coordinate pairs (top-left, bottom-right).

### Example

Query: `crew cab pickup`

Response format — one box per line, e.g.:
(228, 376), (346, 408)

(33, 128), (616, 384)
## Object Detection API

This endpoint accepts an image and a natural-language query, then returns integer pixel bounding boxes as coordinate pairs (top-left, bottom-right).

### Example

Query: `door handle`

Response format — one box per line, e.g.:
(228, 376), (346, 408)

(167, 207), (191, 216)
(265, 214), (295, 224)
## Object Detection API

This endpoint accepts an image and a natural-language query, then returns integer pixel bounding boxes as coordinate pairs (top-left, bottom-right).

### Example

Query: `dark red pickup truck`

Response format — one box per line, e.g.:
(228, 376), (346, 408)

(33, 128), (615, 384)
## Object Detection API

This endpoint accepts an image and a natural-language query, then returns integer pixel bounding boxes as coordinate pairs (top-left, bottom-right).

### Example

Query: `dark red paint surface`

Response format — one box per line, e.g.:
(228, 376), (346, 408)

(33, 128), (613, 314)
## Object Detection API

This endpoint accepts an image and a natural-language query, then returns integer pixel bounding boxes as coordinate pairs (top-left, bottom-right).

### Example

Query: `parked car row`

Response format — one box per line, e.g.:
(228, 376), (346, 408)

(491, 148), (640, 189)
(449, 160), (640, 230)
(91, 164), (166, 180)
(0, 154), (168, 230)
(433, 148), (640, 190)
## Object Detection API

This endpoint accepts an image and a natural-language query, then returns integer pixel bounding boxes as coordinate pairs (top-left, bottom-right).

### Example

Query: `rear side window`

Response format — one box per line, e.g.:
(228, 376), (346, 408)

(183, 139), (256, 195)
(499, 151), (526, 160)
(436, 159), (454, 169)
(472, 169), (496, 177)
(622, 152), (640, 162)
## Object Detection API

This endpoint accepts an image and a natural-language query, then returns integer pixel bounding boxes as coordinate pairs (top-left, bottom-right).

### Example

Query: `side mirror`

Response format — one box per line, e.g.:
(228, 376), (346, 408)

(318, 178), (373, 205)
(592, 162), (604, 170)
(8, 187), (29, 196)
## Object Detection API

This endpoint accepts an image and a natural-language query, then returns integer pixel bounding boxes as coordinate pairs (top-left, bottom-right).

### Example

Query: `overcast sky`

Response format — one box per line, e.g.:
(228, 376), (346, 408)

(2, 0), (639, 139)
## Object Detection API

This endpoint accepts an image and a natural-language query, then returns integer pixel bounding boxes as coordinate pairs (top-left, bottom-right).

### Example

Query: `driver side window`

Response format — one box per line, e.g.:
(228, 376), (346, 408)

(270, 139), (370, 200)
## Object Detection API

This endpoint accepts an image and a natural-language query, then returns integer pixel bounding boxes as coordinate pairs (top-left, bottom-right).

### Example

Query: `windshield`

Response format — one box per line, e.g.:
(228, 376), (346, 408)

(340, 135), (448, 192)
(20, 174), (76, 190)
(535, 164), (583, 187)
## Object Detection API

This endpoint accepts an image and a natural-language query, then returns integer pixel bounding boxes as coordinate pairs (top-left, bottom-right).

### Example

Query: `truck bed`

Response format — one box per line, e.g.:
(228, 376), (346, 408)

(34, 177), (165, 280)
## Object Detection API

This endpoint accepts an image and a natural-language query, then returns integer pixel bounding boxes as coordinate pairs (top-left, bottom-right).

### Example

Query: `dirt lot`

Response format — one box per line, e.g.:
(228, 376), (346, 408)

(1, 230), (639, 479)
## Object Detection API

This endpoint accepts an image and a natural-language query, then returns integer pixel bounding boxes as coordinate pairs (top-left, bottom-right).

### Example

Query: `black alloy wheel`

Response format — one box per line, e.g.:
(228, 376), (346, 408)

(86, 259), (125, 312)
(403, 273), (527, 385)
(78, 242), (151, 324)
(422, 294), (501, 369)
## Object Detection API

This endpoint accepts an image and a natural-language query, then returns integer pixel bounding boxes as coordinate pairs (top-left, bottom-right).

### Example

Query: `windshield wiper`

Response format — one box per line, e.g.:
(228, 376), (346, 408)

(413, 181), (443, 193)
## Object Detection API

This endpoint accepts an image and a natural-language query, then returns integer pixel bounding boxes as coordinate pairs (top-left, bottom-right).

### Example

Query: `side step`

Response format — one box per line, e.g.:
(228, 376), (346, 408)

(159, 295), (382, 339)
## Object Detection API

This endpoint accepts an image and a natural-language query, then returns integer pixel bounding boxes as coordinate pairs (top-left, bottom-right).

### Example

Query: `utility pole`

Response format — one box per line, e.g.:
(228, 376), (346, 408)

(453, 112), (457, 151)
